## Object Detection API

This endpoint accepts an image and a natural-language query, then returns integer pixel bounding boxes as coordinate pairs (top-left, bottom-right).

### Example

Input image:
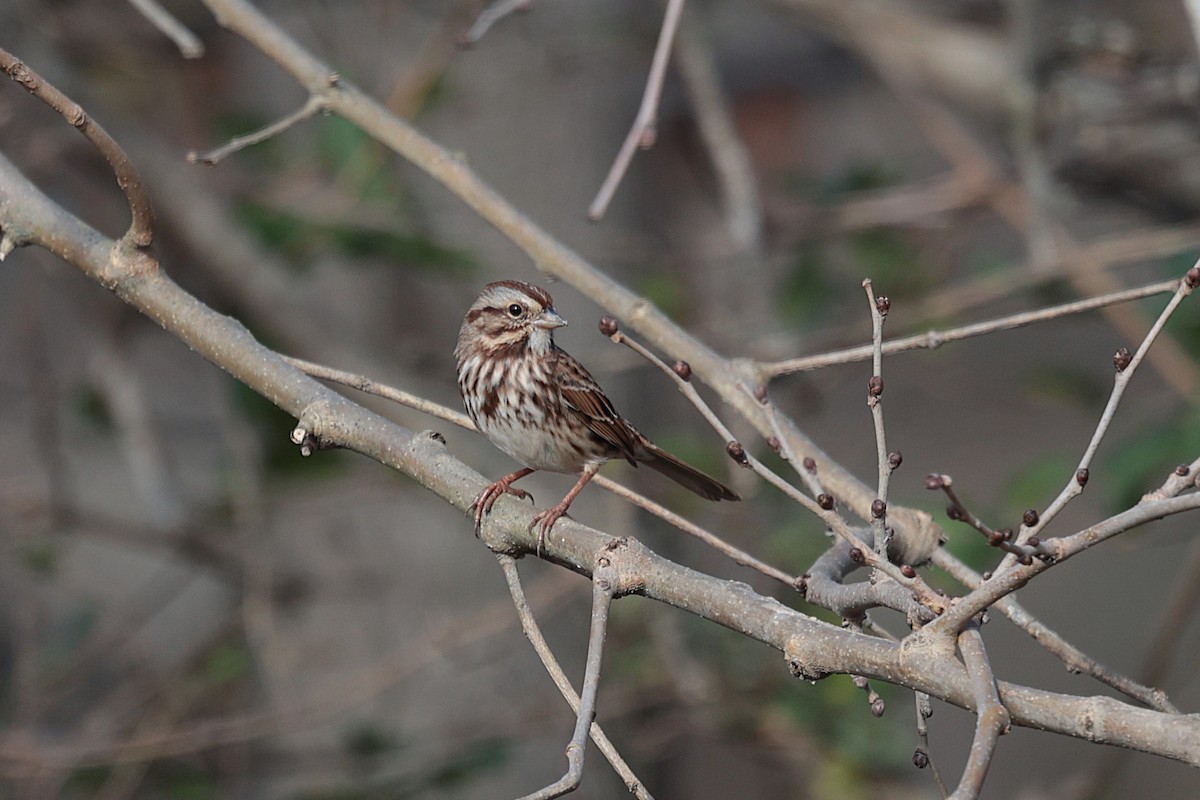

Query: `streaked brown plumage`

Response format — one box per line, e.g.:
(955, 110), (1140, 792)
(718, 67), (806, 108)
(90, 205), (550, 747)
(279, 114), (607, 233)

(455, 280), (739, 551)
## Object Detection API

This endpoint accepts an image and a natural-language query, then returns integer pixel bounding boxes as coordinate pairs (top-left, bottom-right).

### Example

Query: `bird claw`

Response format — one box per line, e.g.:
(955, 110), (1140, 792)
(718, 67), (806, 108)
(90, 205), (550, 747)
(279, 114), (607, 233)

(530, 505), (572, 557)
(470, 481), (535, 537)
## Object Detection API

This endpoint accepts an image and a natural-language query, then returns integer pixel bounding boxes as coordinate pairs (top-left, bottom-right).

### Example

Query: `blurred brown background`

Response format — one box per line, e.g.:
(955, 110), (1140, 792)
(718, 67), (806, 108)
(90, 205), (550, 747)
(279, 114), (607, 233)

(2, 0), (1200, 797)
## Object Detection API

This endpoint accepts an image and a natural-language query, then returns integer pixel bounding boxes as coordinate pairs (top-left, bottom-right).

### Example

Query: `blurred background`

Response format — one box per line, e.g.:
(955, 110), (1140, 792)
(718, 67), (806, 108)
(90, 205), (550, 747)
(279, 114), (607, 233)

(2, 0), (1200, 797)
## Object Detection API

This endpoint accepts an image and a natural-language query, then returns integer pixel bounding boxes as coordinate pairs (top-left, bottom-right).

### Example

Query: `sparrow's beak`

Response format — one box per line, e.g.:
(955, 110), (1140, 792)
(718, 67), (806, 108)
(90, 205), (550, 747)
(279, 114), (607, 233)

(534, 307), (568, 329)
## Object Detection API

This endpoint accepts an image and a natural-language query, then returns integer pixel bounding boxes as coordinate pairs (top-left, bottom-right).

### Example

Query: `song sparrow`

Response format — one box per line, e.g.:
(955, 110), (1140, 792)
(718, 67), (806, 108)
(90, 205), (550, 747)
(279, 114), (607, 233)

(455, 280), (739, 552)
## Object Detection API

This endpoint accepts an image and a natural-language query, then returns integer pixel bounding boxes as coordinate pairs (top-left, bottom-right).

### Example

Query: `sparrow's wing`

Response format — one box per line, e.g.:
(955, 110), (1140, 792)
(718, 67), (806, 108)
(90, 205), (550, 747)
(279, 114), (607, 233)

(553, 346), (640, 464)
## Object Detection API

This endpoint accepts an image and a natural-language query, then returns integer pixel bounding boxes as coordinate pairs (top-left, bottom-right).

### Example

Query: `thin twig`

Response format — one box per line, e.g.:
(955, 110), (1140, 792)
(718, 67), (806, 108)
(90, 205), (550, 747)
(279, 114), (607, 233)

(673, 13), (763, 255)
(588, 0), (686, 220)
(1000, 268), (1198, 561)
(913, 692), (948, 797)
(928, 474), (1039, 562)
(1139, 455), (1200, 503)
(518, 565), (616, 800)
(948, 623), (1008, 800)
(846, 622), (886, 718)
(760, 279), (1179, 377)
(605, 327), (732, 453)
(862, 280), (892, 560)
(461, 0), (532, 46)
(761, 403), (822, 499)
(595, 475), (797, 587)
(0, 48), (155, 247)
(497, 555), (654, 800)
(282, 354), (473, 428)
(127, 0), (205, 58)
(188, 95), (327, 165)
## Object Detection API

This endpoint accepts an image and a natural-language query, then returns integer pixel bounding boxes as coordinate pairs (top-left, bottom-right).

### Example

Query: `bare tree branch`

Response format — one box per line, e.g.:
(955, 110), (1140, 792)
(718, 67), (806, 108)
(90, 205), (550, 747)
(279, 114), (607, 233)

(949, 623), (1009, 800)
(4, 154), (1196, 762)
(588, 0), (687, 221)
(188, 95), (327, 165)
(0, 48), (155, 248)
(127, 0), (205, 58)
(497, 555), (651, 799)
(760, 279), (1179, 377)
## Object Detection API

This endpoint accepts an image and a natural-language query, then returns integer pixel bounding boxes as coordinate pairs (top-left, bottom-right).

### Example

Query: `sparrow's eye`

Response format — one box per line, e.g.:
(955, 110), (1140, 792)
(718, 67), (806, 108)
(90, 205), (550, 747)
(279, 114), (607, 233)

(507, 303), (524, 318)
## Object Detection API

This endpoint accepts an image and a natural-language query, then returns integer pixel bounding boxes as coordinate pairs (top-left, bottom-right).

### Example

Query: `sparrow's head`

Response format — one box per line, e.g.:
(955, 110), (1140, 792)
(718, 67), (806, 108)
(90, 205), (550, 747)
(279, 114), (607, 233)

(455, 280), (568, 362)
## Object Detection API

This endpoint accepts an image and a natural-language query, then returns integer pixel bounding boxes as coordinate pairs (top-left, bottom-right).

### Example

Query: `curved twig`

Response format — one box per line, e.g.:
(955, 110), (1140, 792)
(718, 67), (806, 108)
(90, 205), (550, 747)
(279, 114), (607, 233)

(0, 48), (155, 248)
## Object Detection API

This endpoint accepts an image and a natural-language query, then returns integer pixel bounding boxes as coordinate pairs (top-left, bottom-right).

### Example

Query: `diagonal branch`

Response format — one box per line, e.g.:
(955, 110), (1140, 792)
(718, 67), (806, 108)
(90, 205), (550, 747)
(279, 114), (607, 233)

(127, 0), (205, 58)
(188, 95), (327, 165)
(587, 0), (687, 221)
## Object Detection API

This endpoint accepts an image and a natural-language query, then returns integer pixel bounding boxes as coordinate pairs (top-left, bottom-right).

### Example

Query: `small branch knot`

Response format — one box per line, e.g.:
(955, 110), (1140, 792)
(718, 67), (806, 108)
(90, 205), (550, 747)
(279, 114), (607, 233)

(292, 400), (338, 457)
(8, 60), (37, 90)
